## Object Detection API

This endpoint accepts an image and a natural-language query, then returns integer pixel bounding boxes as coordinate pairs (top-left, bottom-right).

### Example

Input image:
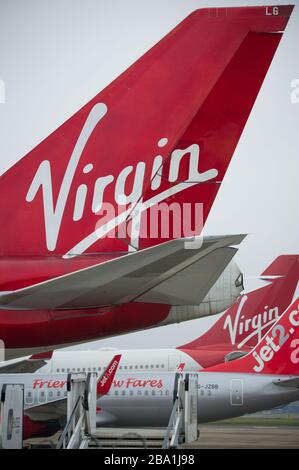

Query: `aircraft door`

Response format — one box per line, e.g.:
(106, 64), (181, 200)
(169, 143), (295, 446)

(0, 384), (24, 449)
(230, 379), (243, 406)
(168, 355), (180, 371)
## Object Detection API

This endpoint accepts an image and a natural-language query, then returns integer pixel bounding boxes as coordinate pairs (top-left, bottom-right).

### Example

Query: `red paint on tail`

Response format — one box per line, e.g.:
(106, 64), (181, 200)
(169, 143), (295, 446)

(0, 6), (293, 257)
(205, 296), (299, 375)
(97, 354), (121, 396)
(178, 255), (299, 367)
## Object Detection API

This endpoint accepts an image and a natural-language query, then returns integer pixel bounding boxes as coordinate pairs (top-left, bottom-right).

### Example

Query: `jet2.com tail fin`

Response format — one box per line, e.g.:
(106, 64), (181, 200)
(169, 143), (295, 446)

(205, 296), (299, 376)
(0, 6), (293, 257)
(97, 354), (121, 397)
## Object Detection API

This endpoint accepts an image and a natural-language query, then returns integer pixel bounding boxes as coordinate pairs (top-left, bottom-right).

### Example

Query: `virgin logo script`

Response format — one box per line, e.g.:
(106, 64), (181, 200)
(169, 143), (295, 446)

(26, 103), (218, 256)
(223, 295), (280, 349)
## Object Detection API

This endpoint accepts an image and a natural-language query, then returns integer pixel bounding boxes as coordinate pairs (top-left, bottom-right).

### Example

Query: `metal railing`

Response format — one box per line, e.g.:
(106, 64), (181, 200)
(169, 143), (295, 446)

(56, 372), (97, 449)
(163, 373), (198, 449)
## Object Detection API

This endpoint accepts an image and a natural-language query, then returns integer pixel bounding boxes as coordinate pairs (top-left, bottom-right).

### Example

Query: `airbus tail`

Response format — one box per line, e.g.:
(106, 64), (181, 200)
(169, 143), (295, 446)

(205, 296), (299, 375)
(178, 255), (299, 353)
(0, 6), (293, 257)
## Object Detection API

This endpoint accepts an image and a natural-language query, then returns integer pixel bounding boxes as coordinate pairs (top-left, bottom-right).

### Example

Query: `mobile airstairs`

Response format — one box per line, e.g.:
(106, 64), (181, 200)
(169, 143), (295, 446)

(56, 372), (199, 449)
(56, 372), (98, 449)
(0, 373), (199, 449)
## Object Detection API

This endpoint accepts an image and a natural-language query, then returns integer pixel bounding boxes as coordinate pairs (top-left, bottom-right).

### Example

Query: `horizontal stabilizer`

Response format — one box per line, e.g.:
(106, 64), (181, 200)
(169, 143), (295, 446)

(0, 235), (245, 310)
(274, 377), (299, 388)
(137, 246), (238, 305)
(224, 351), (249, 362)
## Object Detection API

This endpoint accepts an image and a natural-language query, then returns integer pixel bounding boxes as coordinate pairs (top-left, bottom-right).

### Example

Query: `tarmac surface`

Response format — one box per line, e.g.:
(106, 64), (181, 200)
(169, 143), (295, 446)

(24, 424), (299, 449)
(182, 424), (299, 449)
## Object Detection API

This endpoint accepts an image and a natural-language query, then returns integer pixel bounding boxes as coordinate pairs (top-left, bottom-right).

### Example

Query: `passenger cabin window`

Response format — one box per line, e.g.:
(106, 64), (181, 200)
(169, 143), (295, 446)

(39, 390), (46, 403)
(26, 390), (34, 405)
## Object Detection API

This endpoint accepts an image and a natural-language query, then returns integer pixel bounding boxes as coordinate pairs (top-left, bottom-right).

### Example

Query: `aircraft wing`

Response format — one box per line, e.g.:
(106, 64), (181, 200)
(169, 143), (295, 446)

(0, 352), (52, 374)
(0, 359), (47, 374)
(25, 398), (68, 423)
(0, 235), (245, 310)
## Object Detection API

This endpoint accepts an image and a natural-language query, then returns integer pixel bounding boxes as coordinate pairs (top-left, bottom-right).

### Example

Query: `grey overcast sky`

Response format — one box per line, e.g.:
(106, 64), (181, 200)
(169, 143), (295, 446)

(0, 0), (298, 349)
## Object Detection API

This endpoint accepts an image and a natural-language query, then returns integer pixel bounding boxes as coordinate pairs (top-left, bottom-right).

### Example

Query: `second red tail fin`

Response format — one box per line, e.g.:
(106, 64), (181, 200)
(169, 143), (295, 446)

(178, 255), (299, 353)
(205, 297), (299, 375)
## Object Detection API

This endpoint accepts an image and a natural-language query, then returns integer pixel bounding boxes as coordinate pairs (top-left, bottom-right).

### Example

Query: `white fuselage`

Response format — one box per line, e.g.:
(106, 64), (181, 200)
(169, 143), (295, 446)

(97, 372), (299, 427)
(2, 371), (299, 429)
(39, 349), (201, 375)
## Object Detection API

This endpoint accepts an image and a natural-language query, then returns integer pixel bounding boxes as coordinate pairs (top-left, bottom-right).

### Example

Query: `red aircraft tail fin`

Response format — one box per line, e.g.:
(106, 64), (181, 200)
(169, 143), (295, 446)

(178, 255), (299, 354)
(97, 354), (121, 397)
(205, 297), (299, 375)
(0, 6), (293, 256)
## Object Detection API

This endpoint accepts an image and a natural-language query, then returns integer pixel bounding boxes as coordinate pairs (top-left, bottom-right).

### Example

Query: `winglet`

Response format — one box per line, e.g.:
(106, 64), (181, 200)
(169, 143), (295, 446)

(29, 351), (53, 360)
(97, 354), (121, 396)
(176, 363), (186, 373)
